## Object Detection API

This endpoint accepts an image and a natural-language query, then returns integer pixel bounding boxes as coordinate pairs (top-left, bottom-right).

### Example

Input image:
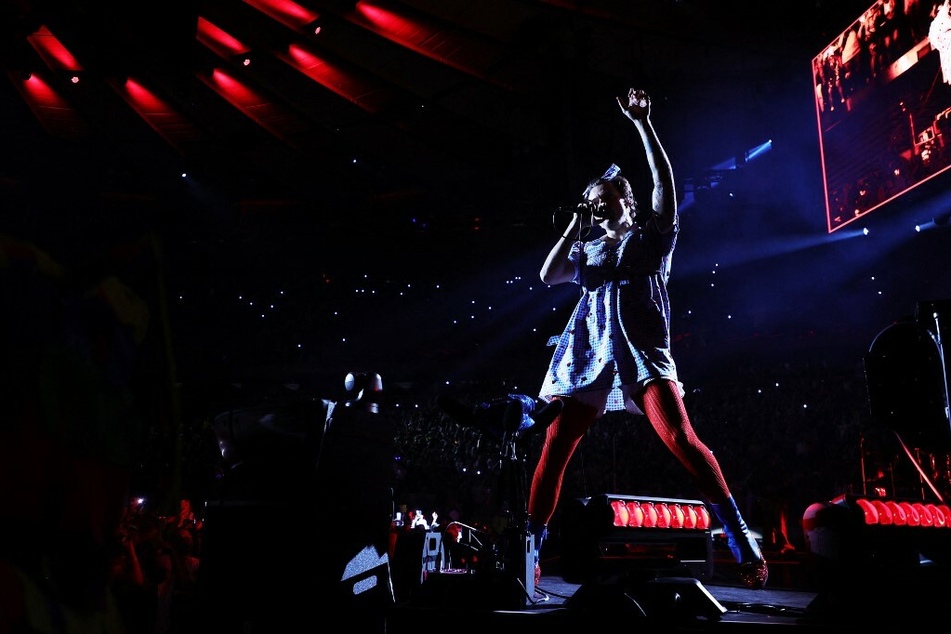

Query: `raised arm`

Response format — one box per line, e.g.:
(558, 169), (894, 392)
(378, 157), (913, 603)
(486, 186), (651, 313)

(617, 88), (677, 233)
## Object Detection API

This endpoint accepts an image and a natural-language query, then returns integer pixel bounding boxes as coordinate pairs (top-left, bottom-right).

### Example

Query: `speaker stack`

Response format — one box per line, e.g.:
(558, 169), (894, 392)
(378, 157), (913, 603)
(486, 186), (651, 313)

(196, 395), (396, 632)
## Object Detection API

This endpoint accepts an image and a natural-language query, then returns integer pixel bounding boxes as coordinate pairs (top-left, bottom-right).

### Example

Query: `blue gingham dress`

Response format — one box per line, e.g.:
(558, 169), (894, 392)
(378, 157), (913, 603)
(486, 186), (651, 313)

(540, 218), (680, 414)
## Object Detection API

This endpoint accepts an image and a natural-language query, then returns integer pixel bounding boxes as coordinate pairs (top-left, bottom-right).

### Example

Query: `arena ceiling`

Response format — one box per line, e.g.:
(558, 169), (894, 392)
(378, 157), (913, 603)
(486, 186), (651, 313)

(1, 0), (871, 241)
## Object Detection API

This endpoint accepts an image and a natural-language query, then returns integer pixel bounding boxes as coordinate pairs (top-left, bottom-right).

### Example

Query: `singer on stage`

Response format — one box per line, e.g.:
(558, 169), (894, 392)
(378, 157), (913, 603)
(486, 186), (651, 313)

(526, 87), (768, 590)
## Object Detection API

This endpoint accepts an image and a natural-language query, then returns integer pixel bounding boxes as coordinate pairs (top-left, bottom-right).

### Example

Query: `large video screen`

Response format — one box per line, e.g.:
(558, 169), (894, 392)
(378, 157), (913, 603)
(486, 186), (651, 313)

(815, 1), (951, 232)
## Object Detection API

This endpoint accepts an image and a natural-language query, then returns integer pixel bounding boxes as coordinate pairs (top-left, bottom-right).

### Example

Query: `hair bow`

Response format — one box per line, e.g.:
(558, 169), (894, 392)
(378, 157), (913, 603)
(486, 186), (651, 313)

(583, 163), (622, 198)
(599, 163), (621, 181)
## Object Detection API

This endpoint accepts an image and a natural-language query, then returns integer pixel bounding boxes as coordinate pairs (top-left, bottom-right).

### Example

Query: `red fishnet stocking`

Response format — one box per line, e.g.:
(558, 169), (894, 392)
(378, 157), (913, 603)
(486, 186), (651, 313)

(527, 397), (598, 525)
(639, 379), (731, 503)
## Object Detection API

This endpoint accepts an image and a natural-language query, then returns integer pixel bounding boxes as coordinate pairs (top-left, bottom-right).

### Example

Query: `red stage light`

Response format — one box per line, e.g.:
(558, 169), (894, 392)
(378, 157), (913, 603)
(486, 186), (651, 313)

(642, 502), (658, 527)
(899, 501), (919, 526)
(855, 498), (878, 524)
(871, 499), (892, 525)
(913, 503), (934, 527)
(626, 501), (644, 527)
(839, 496), (951, 529)
(670, 503), (686, 528)
(611, 499), (628, 527)
(933, 504), (951, 526)
(601, 496), (711, 534)
(805, 494), (951, 572)
(696, 506), (711, 530)
(683, 504), (697, 529)
(885, 500), (907, 526)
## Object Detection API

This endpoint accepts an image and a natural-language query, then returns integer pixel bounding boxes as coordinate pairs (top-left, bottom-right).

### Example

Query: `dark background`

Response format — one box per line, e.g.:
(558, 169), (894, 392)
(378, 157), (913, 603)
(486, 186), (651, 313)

(2, 1), (951, 517)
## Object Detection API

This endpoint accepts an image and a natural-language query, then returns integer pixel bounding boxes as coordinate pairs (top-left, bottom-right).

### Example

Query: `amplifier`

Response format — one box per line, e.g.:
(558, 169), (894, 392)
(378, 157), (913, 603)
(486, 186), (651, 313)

(559, 493), (713, 584)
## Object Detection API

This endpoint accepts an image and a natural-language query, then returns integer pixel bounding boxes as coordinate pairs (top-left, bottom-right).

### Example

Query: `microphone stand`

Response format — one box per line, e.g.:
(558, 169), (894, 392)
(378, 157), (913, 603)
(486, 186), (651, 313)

(436, 395), (562, 606)
(490, 401), (535, 606)
(493, 399), (562, 604)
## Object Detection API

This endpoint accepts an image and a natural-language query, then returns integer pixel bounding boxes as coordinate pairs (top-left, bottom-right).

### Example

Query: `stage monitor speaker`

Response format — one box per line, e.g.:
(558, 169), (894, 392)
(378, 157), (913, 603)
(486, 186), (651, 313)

(198, 398), (396, 632)
(210, 399), (332, 500)
(803, 493), (951, 568)
(564, 575), (726, 620)
(407, 529), (535, 611)
(803, 493), (951, 621)
(865, 300), (951, 451)
(559, 493), (713, 585)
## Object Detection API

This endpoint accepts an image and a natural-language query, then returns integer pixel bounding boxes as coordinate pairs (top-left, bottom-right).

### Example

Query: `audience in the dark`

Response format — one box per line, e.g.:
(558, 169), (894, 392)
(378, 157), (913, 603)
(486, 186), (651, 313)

(2, 229), (943, 632)
(389, 356), (880, 557)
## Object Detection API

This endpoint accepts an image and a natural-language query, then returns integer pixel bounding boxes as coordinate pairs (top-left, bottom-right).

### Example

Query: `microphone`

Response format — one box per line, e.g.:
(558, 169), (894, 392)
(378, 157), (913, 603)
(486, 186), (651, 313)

(557, 201), (608, 218)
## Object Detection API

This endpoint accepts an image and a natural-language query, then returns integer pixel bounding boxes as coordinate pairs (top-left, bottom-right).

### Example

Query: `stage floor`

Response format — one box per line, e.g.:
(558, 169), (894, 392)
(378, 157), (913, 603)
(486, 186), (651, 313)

(384, 548), (951, 632)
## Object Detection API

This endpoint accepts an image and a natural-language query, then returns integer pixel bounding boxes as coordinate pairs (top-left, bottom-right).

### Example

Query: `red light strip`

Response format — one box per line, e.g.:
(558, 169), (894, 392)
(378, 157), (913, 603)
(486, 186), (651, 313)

(244, 0), (319, 31)
(853, 498), (951, 527)
(10, 71), (88, 139)
(110, 77), (203, 149)
(196, 17), (252, 60)
(26, 25), (82, 73)
(609, 498), (711, 530)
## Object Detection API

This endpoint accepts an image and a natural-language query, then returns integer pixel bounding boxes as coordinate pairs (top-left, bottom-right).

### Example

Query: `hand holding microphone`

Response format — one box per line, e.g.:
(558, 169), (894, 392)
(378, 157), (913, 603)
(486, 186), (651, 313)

(553, 200), (607, 239)
(578, 200), (609, 218)
(557, 200), (608, 219)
